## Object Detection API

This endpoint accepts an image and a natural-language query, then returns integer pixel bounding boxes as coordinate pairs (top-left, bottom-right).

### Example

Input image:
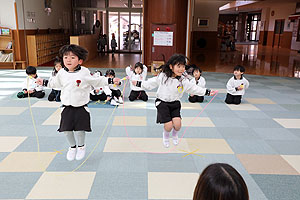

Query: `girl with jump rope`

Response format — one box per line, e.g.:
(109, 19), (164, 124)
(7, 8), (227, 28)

(132, 54), (216, 148)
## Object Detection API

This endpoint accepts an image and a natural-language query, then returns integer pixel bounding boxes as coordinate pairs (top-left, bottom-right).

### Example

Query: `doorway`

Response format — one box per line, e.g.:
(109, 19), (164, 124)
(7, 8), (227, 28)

(108, 11), (142, 53)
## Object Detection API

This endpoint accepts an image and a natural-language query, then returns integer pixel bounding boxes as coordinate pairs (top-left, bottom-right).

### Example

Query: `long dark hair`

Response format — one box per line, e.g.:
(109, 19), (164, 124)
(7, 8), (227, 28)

(193, 163), (249, 200)
(52, 56), (62, 76)
(157, 54), (187, 78)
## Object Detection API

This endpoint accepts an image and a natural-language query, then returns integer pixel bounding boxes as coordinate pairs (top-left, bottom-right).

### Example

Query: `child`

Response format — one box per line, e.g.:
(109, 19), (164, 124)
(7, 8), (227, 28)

(225, 65), (249, 105)
(111, 34), (117, 55)
(105, 69), (123, 104)
(48, 57), (62, 102)
(188, 66), (206, 103)
(193, 163), (249, 200)
(17, 66), (45, 99)
(89, 70), (110, 102)
(36, 44), (120, 161)
(126, 62), (148, 101)
(132, 54), (215, 148)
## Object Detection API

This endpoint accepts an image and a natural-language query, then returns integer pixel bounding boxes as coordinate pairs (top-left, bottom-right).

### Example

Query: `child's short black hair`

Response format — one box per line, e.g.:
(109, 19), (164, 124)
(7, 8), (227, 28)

(105, 69), (115, 77)
(191, 64), (202, 74)
(94, 70), (102, 76)
(26, 66), (36, 75)
(59, 44), (88, 61)
(234, 65), (245, 73)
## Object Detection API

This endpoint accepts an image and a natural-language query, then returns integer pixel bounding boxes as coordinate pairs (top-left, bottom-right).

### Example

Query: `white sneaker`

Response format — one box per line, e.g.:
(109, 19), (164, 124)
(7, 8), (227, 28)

(118, 97), (123, 104)
(76, 145), (86, 160)
(111, 99), (119, 106)
(114, 96), (119, 102)
(66, 147), (77, 161)
(172, 134), (178, 145)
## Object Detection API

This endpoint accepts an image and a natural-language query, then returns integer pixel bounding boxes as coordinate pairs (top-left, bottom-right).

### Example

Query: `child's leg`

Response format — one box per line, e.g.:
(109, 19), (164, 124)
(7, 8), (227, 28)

(48, 89), (56, 101)
(64, 131), (77, 161)
(188, 95), (197, 103)
(171, 117), (181, 145)
(75, 131), (86, 160)
(129, 90), (139, 101)
(225, 93), (234, 104)
(233, 95), (242, 105)
(197, 96), (204, 103)
(32, 91), (45, 98)
(139, 91), (148, 101)
(163, 121), (173, 148)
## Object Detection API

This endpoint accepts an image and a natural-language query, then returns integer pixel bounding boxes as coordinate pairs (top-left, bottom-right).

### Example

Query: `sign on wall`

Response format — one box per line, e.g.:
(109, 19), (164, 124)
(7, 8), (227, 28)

(153, 31), (173, 46)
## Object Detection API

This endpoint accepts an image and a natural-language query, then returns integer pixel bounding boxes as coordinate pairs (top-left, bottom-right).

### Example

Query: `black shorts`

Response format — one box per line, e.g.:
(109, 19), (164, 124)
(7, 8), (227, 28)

(155, 98), (181, 124)
(58, 105), (91, 132)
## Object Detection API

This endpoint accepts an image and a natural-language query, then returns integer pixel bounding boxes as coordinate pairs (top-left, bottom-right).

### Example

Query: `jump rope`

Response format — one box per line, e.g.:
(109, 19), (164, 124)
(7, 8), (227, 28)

(27, 75), (218, 172)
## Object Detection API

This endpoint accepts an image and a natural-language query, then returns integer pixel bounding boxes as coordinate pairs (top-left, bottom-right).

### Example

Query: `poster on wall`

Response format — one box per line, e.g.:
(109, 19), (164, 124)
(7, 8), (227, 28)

(153, 31), (173, 46)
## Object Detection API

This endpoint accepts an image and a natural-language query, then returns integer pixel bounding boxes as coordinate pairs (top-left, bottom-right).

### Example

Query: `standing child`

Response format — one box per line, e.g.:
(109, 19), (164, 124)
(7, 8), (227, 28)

(132, 54), (215, 148)
(225, 65), (249, 105)
(48, 57), (62, 102)
(126, 62), (148, 101)
(36, 44), (120, 161)
(188, 66), (206, 103)
(17, 66), (45, 99)
(111, 33), (117, 55)
(105, 69), (123, 105)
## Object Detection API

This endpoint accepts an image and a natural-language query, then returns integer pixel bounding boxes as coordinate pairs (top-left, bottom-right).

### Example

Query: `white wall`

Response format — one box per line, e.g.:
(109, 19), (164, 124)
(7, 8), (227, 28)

(193, 1), (229, 32)
(15, 0), (71, 30)
(0, 0), (16, 29)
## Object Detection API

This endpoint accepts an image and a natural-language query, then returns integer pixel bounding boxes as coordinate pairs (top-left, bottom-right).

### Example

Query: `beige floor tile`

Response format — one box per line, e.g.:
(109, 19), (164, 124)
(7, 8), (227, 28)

(42, 108), (61, 125)
(0, 152), (56, 172)
(211, 88), (227, 93)
(0, 136), (27, 152)
(237, 154), (299, 175)
(0, 107), (27, 115)
(112, 116), (147, 126)
(26, 172), (96, 199)
(148, 172), (199, 199)
(281, 155), (300, 174)
(31, 101), (61, 108)
(185, 138), (234, 154)
(226, 103), (260, 111)
(103, 137), (190, 153)
(273, 118), (300, 128)
(181, 102), (202, 110)
(121, 101), (147, 109)
(181, 117), (215, 127)
(245, 98), (275, 104)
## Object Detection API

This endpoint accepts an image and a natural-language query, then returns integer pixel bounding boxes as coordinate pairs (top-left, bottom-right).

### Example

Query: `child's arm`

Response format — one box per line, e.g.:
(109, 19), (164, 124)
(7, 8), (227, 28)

(125, 65), (133, 77)
(244, 78), (249, 89)
(141, 65), (148, 80)
(132, 74), (160, 90)
(88, 74), (120, 89)
(226, 78), (237, 93)
(184, 79), (211, 96)
(103, 85), (112, 97)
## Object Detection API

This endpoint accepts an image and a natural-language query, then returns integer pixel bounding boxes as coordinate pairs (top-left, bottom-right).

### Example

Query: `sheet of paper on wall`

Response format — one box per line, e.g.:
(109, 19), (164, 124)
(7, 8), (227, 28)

(153, 31), (173, 46)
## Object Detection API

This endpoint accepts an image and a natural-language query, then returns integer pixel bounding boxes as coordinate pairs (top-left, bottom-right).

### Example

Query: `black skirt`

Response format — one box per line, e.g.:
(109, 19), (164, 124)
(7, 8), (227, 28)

(58, 105), (91, 132)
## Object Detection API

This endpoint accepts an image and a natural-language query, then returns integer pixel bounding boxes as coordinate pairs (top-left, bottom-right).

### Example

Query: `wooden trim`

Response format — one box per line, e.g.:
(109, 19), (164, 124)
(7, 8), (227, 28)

(186, 0), (192, 61)
(14, 2), (21, 62)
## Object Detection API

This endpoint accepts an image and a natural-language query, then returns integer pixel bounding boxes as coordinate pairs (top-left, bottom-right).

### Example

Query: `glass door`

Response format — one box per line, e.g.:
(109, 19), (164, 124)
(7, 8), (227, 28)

(108, 11), (142, 53)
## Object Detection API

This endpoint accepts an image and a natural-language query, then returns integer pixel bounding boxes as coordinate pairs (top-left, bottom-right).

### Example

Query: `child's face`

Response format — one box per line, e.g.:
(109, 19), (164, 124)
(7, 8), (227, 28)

(193, 69), (201, 79)
(63, 52), (83, 71)
(234, 70), (243, 77)
(55, 63), (62, 71)
(170, 63), (185, 77)
(134, 66), (142, 74)
(107, 75), (114, 79)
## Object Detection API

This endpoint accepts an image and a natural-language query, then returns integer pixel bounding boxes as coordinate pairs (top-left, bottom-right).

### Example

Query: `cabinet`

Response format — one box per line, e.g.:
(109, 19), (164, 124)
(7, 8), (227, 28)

(0, 27), (15, 69)
(27, 33), (69, 66)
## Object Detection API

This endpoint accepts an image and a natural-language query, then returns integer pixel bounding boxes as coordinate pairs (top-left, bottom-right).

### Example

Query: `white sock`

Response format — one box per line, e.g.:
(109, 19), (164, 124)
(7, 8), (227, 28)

(172, 129), (179, 145)
(162, 129), (170, 148)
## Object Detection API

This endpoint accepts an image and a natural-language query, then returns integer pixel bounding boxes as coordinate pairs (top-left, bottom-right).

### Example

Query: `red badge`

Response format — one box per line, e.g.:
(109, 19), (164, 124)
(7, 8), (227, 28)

(76, 80), (81, 87)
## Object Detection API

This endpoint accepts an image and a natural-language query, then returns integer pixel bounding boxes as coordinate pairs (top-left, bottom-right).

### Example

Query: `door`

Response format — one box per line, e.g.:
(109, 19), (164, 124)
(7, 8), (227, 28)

(273, 19), (285, 47)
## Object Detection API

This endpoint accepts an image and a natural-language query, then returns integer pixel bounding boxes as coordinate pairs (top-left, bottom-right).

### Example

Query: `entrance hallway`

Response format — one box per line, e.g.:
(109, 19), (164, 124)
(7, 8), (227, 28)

(191, 44), (300, 78)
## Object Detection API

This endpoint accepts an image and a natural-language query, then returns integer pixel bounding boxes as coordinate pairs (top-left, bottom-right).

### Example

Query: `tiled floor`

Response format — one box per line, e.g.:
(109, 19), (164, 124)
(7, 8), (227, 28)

(0, 68), (300, 199)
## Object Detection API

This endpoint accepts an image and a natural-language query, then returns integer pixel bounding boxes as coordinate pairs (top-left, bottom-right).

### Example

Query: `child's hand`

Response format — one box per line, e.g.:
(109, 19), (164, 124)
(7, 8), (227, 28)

(106, 96), (111, 101)
(36, 78), (43, 85)
(113, 77), (120, 85)
(28, 90), (34, 94)
(210, 90), (217, 96)
(95, 89), (100, 94)
(132, 80), (137, 86)
(24, 90), (28, 94)
(237, 86), (243, 91)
